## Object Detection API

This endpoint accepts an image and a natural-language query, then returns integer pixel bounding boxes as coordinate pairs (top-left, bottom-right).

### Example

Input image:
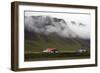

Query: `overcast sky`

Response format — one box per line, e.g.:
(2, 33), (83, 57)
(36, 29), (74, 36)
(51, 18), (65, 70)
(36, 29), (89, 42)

(24, 11), (91, 39)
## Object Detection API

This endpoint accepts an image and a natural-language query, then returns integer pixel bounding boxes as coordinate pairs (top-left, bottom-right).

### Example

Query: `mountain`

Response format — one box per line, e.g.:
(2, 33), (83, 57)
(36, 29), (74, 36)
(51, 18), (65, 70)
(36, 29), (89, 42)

(24, 16), (78, 38)
(24, 16), (90, 52)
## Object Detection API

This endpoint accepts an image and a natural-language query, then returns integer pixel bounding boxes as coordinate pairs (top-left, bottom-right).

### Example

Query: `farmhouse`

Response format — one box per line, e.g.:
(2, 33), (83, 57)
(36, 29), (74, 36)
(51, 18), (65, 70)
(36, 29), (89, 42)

(77, 48), (87, 53)
(43, 48), (59, 53)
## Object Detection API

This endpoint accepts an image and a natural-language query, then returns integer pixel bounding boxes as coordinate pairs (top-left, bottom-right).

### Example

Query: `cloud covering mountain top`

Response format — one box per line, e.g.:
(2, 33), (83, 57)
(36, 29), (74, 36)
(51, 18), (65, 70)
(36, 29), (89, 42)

(25, 15), (90, 39)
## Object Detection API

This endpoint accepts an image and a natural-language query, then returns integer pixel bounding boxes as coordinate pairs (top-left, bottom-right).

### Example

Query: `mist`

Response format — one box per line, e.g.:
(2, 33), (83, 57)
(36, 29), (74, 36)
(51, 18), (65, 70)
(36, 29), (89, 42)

(24, 14), (90, 39)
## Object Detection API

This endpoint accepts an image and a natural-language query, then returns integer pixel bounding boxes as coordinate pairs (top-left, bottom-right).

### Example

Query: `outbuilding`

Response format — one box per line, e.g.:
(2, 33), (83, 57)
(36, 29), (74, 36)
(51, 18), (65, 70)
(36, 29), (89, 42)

(43, 48), (59, 53)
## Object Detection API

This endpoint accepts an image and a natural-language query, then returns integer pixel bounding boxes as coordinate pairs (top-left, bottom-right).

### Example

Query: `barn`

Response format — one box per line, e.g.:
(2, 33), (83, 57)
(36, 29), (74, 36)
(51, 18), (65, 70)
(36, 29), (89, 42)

(43, 48), (59, 53)
(77, 48), (87, 53)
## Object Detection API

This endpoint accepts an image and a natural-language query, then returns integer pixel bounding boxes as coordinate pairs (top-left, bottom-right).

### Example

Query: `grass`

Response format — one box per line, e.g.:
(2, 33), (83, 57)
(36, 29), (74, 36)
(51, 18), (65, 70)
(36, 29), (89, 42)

(24, 52), (90, 61)
(24, 34), (90, 61)
(25, 39), (83, 52)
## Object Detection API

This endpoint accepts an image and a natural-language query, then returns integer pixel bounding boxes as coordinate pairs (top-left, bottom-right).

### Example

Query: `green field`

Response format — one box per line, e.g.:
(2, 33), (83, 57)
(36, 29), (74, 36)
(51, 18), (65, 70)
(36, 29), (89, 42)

(24, 52), (90, 61)
(24, 31), (90, 61)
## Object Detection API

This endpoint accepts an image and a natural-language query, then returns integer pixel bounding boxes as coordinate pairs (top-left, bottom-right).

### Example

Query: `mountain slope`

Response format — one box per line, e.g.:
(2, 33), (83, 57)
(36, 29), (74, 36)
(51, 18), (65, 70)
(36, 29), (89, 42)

(24, 16), (90, 52)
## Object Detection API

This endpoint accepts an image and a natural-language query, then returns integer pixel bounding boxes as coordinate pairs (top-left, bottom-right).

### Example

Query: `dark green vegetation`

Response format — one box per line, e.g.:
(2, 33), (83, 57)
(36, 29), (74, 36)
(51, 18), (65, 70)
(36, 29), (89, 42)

(24, 29), (90, 61)
(25, 52), (90, 61)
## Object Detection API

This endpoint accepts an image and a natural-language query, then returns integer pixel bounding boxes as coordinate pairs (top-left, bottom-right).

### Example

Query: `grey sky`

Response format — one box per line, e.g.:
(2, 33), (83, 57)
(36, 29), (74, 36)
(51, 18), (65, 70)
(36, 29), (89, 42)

(24, 11), (91, 39)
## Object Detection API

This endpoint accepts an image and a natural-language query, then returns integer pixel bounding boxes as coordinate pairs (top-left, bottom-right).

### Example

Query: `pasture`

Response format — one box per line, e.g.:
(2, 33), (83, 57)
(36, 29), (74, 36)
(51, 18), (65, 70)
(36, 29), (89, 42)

(24, 52), (90, 61)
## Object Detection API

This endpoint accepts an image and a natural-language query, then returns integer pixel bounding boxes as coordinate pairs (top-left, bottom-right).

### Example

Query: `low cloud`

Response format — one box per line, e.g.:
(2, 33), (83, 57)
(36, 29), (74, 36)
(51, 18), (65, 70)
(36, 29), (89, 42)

(25, 16), (90, 39)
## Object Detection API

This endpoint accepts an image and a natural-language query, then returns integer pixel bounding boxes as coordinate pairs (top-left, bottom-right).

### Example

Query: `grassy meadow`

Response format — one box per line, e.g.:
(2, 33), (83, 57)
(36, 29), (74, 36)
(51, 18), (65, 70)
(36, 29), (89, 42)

(24, 35), (90, 61)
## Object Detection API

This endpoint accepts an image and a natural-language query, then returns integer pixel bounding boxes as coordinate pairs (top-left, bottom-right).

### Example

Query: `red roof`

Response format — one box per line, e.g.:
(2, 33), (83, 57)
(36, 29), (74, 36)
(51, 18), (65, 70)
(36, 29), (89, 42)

(47, 48), (55, 51)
